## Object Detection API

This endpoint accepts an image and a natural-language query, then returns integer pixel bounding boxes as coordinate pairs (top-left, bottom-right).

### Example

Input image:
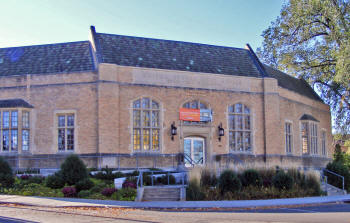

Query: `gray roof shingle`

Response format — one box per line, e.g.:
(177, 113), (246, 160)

(0, 41), (95, 76)
(95, 33), (261, 78)
(0, 99), (33, 108)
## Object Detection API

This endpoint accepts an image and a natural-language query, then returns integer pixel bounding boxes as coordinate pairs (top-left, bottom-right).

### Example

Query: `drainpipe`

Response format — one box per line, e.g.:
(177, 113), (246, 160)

(245, 44), (268, 163)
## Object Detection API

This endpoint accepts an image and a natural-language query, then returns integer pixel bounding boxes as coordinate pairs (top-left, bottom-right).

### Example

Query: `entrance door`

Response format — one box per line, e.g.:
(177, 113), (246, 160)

(184, 137), (205, 167)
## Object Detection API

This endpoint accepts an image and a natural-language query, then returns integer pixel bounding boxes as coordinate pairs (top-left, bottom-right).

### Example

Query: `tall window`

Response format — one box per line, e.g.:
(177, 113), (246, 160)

(1, 111), (18, 152)
(301, 122), (318, 155)
(301, 122), (309, 154)
(58, 114), (75, 151)
(310, 123), (318, 154)
(321, 130), (326, 156)
(22, 111), (30, 151)
(285, 122), (292, 154)
(133, 98), (160, 151)
(228, 103), (251, 152)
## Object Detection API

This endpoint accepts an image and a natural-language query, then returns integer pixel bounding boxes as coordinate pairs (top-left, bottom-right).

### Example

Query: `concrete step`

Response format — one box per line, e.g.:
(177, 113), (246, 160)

(321, 182), (347, 196)
(142, 186), (181, 201)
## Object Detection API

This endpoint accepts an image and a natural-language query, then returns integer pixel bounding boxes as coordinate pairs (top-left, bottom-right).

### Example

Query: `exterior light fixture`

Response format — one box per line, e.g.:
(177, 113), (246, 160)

(218, 123), (224, 141)
(171, 122), (177, 141)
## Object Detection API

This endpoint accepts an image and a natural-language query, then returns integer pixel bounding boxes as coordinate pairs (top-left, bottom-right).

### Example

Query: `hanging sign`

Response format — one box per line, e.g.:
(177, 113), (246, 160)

(179, 108), (212, 122)
(179, 108), (200, 121)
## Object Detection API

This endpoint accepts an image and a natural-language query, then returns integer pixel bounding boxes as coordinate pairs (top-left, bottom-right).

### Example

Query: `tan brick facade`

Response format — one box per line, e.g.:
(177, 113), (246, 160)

(0, 62), (332, 170)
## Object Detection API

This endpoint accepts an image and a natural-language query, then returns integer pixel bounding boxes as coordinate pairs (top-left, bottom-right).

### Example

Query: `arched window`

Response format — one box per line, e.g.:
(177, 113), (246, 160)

(183, 100), (207, 109)
(228, 103), (251, 152)
(133, 98), (160, 151)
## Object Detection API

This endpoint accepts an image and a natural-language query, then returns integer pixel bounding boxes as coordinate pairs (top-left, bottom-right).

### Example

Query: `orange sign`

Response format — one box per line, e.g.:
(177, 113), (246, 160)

(179, 108), (200, 121)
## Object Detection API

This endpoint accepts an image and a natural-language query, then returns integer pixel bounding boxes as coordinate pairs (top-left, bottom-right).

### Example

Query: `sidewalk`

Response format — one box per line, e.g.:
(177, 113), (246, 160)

(1, 194), (350, 209)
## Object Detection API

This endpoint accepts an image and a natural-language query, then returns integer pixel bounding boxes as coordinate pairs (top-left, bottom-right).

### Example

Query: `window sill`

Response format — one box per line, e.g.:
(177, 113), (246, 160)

(0, 151), (18, 156)
(56, 150), (75, 154)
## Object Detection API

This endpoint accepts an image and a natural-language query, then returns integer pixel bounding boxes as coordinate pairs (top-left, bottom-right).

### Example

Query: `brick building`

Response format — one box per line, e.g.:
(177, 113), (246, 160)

(0, 26), (332, 170)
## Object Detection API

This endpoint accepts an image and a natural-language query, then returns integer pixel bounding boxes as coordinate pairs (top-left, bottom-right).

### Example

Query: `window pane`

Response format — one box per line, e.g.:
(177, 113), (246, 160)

(199, 102), (207, 109)
(236, 115), (243, 130)
(142, 98), (150, 109)
(11, 111), (18, 128)
(3, 111), (9, 128)
(244, 116), (250, 130)
(302, 123), (309, 154)
(152, 111), (159, 127)
(152, 100), (159, 109)
(22, 130), (29, 151)
(67, 129), (74, 150)
(152, 129), (159, 150)
(143, 111), (150, 127)
(229, 131), (235, 150)
(67, 115), (74, 127)
(22, 111), (30, 128)
(58, 129), (65, 150)
(11, 130), (18, 151)
(244, 106), (250, 114)
(2, 130), (9, 151)
(228, 105), (234, 113)
(229, 115), (235, 130)
(143, 129), (150, 150)
(58, 116), (65, 127)
(133, 99), (141, 108)
(235, 104), (243, 113)
(244, 132), (251, 151)
(133, 110), (141, 127)
(191, 101), (198, 109)
(237, 132), (243, 151)
(133, 129), (141, 150)
(183, 102), (190, 108)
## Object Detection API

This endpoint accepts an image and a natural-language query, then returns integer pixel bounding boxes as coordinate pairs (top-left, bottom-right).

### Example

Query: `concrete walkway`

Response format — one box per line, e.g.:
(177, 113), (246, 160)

(1, 194), (350, 209)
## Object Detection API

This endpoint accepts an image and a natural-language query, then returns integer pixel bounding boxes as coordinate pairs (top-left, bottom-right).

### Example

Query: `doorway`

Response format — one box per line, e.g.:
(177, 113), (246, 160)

(184, 137), (205, 167)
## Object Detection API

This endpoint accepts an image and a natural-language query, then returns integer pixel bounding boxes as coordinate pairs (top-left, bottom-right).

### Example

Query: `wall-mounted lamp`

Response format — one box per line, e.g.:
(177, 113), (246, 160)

(171, 122), (177, 141)
(218, 123), (224, 141)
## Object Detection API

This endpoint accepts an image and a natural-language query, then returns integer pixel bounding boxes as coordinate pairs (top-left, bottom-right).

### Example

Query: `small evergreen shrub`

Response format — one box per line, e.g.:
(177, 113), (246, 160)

(111, 188), (137, 201)
(186, 179), (205, 201)
(62, 186), (77, 197)
(326, 161), (350, 190)
(200, 169), (217, 188)
(241, 169), (262, 187)
(77, 190), (91, 198)
(75, 178), (94, 192)
(0, 157), (12, 175)
(101, 187), (117, 197)
(89, 183), (107, 194)
(258, 169), (275, 187)
(219, 170), (241, 194)
(160, 174), (176, 185)
(60, 155), (88, 185)
(305, 175), (321, 196)
(273, 171), (294, 190)
(0, 173), (15, 188)
(46, 172), (65, 189)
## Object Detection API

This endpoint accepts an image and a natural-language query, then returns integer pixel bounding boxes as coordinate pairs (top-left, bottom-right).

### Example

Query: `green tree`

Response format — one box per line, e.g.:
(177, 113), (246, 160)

(257, 0), (350, 132)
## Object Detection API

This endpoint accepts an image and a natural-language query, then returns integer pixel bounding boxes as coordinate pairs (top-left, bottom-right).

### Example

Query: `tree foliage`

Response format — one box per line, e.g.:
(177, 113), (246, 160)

(257, 0), (350, 132)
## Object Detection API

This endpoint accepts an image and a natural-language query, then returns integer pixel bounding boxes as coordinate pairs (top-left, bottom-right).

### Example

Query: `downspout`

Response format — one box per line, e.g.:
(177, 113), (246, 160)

(245, 44), (268, 163)
(89, 25), (101, 168)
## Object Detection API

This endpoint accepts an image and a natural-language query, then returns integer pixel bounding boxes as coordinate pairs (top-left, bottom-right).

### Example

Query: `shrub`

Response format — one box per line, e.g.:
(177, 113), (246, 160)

(92, 171), (124, 182)
(186, 179), (205, 201)
(89, 180), (107, 194)
(305, 174), (321, 196)
(62, 186), (77, 197)
(200, 169), (217, 188)
(75, 178), (94, 192)
(101, 187), (117, 197)
(0, 173), (15, 188)
(20, 175), (30, 180)
(111, 188), (137, 201)
(257, 169), (275, 187)
(77, 190), (91, 198)
(218, 170), (241, 194)
(0, 157), (12, 175)
(160, 174), (176, 185)
(122, 180), (137, 189)
(60, 155), (88, 185)
(46, 172), (65, 189)
(27, 176), (45, 184)
(326, 161), (350, 190)
(241, 169), (262, 187)
(273, 171), (294, 190)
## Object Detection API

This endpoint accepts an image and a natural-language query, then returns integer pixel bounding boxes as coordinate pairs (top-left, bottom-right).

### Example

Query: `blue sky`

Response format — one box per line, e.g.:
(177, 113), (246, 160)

(0, 0), (284, 50)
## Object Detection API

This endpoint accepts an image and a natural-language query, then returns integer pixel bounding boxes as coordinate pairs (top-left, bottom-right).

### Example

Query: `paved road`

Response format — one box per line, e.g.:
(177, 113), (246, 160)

(1, 203), (350, 223)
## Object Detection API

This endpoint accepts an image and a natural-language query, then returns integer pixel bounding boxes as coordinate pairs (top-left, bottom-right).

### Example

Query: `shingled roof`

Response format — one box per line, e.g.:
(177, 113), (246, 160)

(94, 32), (261, 78)
(0, 41), (95, 76)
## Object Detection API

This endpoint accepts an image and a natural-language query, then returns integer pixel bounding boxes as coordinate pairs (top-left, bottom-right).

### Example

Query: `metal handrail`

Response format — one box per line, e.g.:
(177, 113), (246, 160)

(323, 168), (345, 191)
(136, 170), (188, 189)
(184, 153), (203, 166)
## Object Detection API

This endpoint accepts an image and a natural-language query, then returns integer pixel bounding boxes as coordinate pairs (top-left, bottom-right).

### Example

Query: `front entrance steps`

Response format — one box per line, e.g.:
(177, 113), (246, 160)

(137, 185), (186, 201)
(321, 182), (347, 196)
